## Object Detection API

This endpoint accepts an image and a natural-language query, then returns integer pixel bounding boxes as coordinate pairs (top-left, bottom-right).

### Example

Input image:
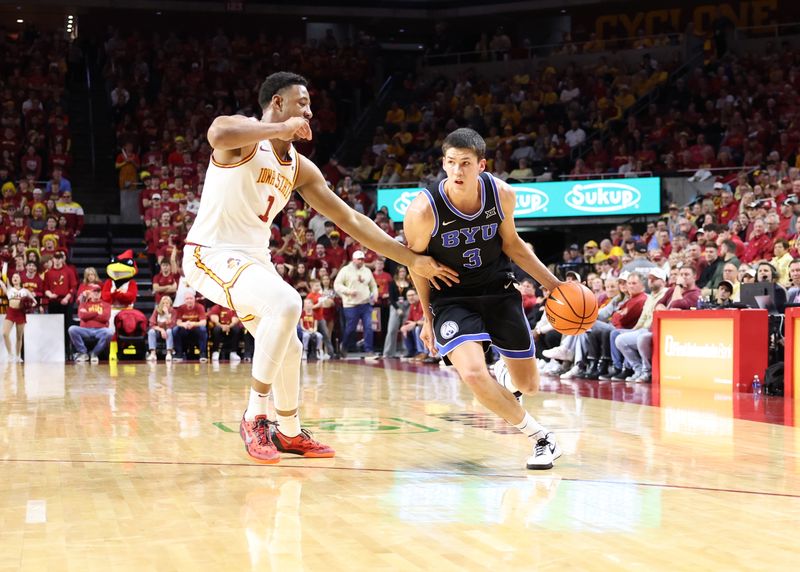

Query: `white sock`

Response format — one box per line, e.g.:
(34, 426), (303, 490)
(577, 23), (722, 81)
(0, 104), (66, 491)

(513, 412), (546, 441)
(276, 412), (301, 438)
(245, 388), (270, 421)
(497, 364), (517, 392)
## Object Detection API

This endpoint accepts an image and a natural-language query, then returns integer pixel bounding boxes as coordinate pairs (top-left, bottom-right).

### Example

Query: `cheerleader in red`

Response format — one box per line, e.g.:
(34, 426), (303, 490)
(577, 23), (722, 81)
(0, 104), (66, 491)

(3, 272), (37, 362)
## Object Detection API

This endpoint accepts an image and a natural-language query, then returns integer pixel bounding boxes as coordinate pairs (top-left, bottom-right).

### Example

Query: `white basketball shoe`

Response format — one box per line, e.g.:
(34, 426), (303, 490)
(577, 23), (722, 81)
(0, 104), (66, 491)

(526, 432), (563, 470)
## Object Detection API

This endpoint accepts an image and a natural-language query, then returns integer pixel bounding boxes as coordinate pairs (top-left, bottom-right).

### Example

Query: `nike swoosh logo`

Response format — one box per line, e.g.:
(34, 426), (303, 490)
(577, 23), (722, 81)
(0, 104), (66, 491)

(505, 281), (513, 289)
(442, 220), (456, 226)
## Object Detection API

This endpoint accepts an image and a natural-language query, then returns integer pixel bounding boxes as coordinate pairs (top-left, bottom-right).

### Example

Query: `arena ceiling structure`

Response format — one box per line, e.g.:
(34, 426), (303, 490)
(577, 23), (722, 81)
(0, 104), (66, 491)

(4, 0), (612, 19)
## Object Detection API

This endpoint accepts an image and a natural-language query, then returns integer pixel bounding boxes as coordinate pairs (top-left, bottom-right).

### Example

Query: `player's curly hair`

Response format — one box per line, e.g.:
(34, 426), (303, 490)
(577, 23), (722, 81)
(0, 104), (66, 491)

(442, 128), (486, 159)
(258, 72), (309, 109)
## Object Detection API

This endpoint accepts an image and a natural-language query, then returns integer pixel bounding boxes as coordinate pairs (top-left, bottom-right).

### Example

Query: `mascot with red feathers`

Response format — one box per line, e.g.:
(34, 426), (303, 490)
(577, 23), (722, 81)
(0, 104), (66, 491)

(102, 249), (139, 317)
(103, 249), (146, 337)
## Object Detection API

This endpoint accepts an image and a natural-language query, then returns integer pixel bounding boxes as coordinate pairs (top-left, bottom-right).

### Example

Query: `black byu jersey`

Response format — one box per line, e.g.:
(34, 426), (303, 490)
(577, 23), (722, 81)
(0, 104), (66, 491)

(421, 172), (513, 299)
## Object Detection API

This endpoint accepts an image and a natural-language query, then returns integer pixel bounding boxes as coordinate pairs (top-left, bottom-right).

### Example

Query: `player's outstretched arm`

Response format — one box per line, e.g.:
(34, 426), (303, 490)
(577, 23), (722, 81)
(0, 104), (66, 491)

(494, 178), (562, 291)
(404, 195), (438, 354)
(296, 155), (458, 289)
(206, 115), (311, 152)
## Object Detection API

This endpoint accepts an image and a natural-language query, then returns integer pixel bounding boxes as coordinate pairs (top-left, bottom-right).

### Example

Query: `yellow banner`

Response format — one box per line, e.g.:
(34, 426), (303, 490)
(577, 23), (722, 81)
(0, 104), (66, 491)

(659, 318), (734, 390)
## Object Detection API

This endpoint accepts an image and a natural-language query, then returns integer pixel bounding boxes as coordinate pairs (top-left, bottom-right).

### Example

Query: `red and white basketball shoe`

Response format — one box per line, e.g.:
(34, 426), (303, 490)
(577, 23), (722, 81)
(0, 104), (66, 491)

(239, 414), (281, 464)
(270, 427), (335, 458)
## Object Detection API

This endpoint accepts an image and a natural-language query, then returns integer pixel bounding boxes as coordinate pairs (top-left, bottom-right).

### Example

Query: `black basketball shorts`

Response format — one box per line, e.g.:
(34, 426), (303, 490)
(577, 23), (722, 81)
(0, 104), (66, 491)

(431, 286), (535, 359)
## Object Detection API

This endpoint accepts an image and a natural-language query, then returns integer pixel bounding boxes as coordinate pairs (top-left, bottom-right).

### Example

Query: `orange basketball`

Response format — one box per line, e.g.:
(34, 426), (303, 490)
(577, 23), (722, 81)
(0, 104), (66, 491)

(544, 281), (598, 335)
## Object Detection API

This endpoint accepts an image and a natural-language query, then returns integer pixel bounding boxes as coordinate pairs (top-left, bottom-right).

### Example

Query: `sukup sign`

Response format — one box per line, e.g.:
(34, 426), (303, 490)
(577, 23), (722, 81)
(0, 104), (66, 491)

(377, 177), (661, 221)
(565, 181), (642, 213)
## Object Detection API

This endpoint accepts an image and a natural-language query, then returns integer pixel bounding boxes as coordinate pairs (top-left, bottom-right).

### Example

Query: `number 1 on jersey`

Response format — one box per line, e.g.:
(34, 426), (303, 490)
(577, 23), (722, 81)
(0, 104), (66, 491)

(258, 195), (275, 223)
(463, 247), (482, 269)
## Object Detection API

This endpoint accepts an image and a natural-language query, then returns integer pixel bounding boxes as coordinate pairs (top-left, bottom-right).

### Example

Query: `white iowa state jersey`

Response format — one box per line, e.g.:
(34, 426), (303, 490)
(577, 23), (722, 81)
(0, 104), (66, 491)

(186, 140), (299, 250)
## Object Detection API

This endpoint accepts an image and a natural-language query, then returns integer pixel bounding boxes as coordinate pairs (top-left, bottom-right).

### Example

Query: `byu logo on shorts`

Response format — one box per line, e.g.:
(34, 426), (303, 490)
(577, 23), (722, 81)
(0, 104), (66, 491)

(440, 321), (459, 340)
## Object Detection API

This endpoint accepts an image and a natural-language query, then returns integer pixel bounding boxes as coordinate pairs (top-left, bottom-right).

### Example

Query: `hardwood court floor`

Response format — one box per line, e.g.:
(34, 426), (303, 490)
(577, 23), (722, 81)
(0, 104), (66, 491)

(1, 359), (799, 571)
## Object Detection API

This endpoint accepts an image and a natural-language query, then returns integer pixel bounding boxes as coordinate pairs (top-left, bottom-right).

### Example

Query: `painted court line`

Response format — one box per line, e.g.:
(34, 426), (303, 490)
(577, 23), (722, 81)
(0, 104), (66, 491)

(4, 458), (800, 500)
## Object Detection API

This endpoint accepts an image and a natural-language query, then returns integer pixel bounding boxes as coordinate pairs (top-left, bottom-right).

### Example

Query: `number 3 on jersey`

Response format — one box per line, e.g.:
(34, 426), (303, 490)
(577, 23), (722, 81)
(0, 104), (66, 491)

(463, 247), (482, 269)
(258, 195), (275, 223)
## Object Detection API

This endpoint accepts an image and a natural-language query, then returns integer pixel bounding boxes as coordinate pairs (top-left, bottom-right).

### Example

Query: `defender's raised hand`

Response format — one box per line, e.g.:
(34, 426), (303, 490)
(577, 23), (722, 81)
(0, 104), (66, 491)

(410, 254), (459, 290)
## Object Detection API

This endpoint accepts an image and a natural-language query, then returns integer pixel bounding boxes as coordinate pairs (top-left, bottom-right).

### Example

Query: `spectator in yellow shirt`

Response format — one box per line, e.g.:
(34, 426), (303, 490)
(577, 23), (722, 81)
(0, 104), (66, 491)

(385, 102), (405, 125)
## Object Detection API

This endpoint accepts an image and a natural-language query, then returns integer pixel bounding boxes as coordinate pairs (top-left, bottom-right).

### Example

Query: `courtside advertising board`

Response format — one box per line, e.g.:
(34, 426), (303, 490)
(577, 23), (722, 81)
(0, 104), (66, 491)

(378, 177), (661, 221)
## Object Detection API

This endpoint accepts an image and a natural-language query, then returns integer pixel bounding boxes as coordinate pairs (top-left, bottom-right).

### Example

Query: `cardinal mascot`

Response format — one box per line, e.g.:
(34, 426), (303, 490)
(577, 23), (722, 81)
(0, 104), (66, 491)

(103, 249), (147, 338)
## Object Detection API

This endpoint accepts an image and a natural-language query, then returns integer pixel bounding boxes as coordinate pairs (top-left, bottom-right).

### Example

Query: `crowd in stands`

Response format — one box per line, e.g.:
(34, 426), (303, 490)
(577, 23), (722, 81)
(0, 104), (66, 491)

(378, 37), (800, 188)
(91, 28), (800, 373)
(0, 26), (93, 361)
(8, 23), (799, 373)
(342, 52), (673, 190)
(425, 22), (684, 61)
(610, 43), (800, 177)
(101, 25), (377, 191)
(529, 167), (800, 382)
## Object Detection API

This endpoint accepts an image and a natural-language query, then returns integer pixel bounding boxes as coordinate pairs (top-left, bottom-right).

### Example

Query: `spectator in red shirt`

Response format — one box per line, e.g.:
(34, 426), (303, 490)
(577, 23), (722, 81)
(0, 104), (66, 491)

(172, 291), (208, 361)
(585, 271), (648, 379)
(208, 303), (243, 362)
(665, 265), (702, 309)
(325, 231), (347, 272)
(67, 284), (113, 363)
(742, 218), (774, 263)
(306, 279), (335, 357)
(56, 215), (75, 248)
(49, 142), (71, 175)
(167, 137), (187, 167)
(519, 278), (539, 319)
(156, 235), (180, 266)
(717, 188), (739, 226)
(18, 260), (44, 302)
(152, 259), (179, 303)
(77, 266), (103, 303)
(307, 243), (329, 271)
(20, 145), (43, 180)
(9, 212), (31, 243)
(44, 250), (77, 326)
(143, 193), (167, 224)
(400, 289), (426, 360)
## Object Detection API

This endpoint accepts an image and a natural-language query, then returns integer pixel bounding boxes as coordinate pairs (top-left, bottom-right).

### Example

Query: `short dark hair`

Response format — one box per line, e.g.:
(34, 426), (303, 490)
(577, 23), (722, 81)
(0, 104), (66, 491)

(722, 239), (737, 252)
(258, 72), (309, 109)
(442, 128), (486, 160)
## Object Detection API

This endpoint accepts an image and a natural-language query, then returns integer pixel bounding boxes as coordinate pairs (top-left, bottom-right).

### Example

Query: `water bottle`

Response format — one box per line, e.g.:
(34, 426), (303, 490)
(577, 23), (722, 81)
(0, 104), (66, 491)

(751, 374), (762, 395)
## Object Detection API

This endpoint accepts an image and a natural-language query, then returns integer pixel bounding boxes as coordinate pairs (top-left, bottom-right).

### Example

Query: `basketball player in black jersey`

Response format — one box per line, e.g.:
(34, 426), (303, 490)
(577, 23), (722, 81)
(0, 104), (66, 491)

(404, 128), (564, 469)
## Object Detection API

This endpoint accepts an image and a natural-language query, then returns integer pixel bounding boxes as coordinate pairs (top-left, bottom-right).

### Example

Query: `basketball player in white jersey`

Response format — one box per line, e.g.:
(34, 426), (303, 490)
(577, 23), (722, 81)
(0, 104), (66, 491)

(184, 72), (458, 464)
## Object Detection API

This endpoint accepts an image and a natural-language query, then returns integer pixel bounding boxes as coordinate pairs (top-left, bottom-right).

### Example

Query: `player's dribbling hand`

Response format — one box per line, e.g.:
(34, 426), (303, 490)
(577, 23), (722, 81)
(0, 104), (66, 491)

(420, 320), (437, 356)
(278, 117), (312, 141)
(411, 255), (459, 290)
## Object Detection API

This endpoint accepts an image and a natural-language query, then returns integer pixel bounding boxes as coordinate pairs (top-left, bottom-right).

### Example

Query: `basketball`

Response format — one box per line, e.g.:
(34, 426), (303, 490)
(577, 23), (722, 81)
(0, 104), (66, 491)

(545, 282), (598, 335)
